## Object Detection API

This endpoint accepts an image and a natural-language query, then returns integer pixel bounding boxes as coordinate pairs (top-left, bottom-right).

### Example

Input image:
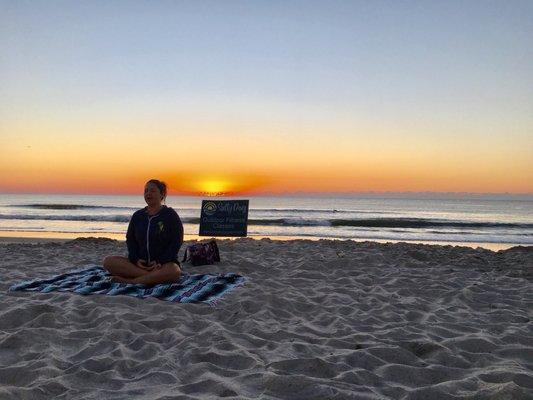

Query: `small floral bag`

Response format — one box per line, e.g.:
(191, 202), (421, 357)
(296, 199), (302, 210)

(181, 240), (220, 266)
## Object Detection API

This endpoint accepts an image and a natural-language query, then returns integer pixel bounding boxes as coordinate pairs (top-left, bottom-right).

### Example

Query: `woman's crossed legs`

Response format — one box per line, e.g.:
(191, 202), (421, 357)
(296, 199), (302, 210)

(102, 256), (181, 285)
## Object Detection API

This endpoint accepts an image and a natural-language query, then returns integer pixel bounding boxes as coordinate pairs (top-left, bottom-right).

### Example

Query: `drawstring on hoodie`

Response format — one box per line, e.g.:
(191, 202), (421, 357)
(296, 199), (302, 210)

(146, 212), (160, 263)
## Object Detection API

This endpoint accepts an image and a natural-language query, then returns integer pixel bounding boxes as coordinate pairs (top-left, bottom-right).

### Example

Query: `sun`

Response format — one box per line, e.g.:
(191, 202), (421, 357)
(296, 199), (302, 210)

(199, 180), (230, 196)
(164, 172), (269, 196)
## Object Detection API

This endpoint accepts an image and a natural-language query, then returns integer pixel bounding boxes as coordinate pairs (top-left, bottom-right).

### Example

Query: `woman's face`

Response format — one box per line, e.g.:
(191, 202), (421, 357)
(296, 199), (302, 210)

(144, 182), (163, 207)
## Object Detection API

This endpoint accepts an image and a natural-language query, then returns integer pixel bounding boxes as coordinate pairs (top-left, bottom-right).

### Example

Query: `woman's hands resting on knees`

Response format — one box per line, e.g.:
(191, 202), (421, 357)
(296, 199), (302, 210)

(136, 259), (162, 271)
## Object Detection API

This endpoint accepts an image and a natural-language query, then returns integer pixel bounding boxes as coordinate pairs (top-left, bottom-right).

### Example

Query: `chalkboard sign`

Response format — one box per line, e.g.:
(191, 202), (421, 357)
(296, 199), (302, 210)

(199, 200), (249, 237)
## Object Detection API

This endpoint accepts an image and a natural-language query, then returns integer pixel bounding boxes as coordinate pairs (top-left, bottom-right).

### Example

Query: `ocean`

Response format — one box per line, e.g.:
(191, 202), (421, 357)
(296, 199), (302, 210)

(0, 193), (532, 250)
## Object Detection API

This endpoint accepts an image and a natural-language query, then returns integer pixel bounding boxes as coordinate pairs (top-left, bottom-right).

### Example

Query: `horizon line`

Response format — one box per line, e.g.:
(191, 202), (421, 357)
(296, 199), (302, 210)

(1, 190), (532, 198)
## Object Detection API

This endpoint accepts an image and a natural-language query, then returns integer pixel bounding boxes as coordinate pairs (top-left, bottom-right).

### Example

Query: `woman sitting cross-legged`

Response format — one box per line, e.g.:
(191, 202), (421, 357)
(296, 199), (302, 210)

(103, 179), (184, 285)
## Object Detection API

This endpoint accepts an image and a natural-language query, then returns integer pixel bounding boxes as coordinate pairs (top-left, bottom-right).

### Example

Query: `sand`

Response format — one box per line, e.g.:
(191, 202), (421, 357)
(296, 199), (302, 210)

(0, 237), (532, 399)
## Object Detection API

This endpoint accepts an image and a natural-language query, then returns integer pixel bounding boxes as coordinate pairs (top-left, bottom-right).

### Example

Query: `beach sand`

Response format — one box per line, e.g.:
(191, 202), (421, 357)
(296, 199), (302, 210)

(0, 237), (532, 399)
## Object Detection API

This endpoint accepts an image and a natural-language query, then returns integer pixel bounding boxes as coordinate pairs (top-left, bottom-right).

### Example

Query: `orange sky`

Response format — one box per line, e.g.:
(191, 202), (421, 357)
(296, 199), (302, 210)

(1, 114), (531, 195)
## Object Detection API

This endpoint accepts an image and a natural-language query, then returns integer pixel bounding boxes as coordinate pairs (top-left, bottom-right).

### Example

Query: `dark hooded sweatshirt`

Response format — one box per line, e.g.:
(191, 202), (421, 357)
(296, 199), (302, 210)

(126, 205), (184, 265)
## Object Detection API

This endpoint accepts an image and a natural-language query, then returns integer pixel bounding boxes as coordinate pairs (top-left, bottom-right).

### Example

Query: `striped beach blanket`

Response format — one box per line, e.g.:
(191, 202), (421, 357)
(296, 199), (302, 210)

(9, 265), (245, 305)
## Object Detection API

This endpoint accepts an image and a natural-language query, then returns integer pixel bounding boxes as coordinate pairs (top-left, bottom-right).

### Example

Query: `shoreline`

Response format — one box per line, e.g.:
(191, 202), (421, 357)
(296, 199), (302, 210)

(0, 230), (527, 251)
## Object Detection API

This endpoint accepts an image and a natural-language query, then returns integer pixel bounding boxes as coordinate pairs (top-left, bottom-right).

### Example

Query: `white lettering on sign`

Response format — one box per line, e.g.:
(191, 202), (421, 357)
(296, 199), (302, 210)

(216, 202), (247, 214)
(213, 223), (234, 229)
(226, 217), (245, 223)
(202, 217), (225, 223)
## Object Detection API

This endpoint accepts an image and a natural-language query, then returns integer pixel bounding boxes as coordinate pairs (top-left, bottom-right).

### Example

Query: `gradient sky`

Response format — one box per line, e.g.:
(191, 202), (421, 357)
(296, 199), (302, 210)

(1, 0), (532, 195)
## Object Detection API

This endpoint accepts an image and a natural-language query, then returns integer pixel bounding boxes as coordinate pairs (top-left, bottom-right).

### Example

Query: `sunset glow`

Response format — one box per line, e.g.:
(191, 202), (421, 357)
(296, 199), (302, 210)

(1, 2), (532, 196)
(198, 180), (229, 196)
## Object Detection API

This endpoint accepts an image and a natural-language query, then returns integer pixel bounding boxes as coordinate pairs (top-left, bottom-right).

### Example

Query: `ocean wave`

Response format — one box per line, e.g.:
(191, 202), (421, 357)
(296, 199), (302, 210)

(224, 217), (531, 230)
(7, 204), (398, 215)
(251, 218), (533, 229)
(327, 218), (533, 229)
(0, 228), (124, 234)
(1, 214), (532, 231)
(0, 214), (132, 222)
(8, 204), (136, 210)
(251, 208), (392, 214)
